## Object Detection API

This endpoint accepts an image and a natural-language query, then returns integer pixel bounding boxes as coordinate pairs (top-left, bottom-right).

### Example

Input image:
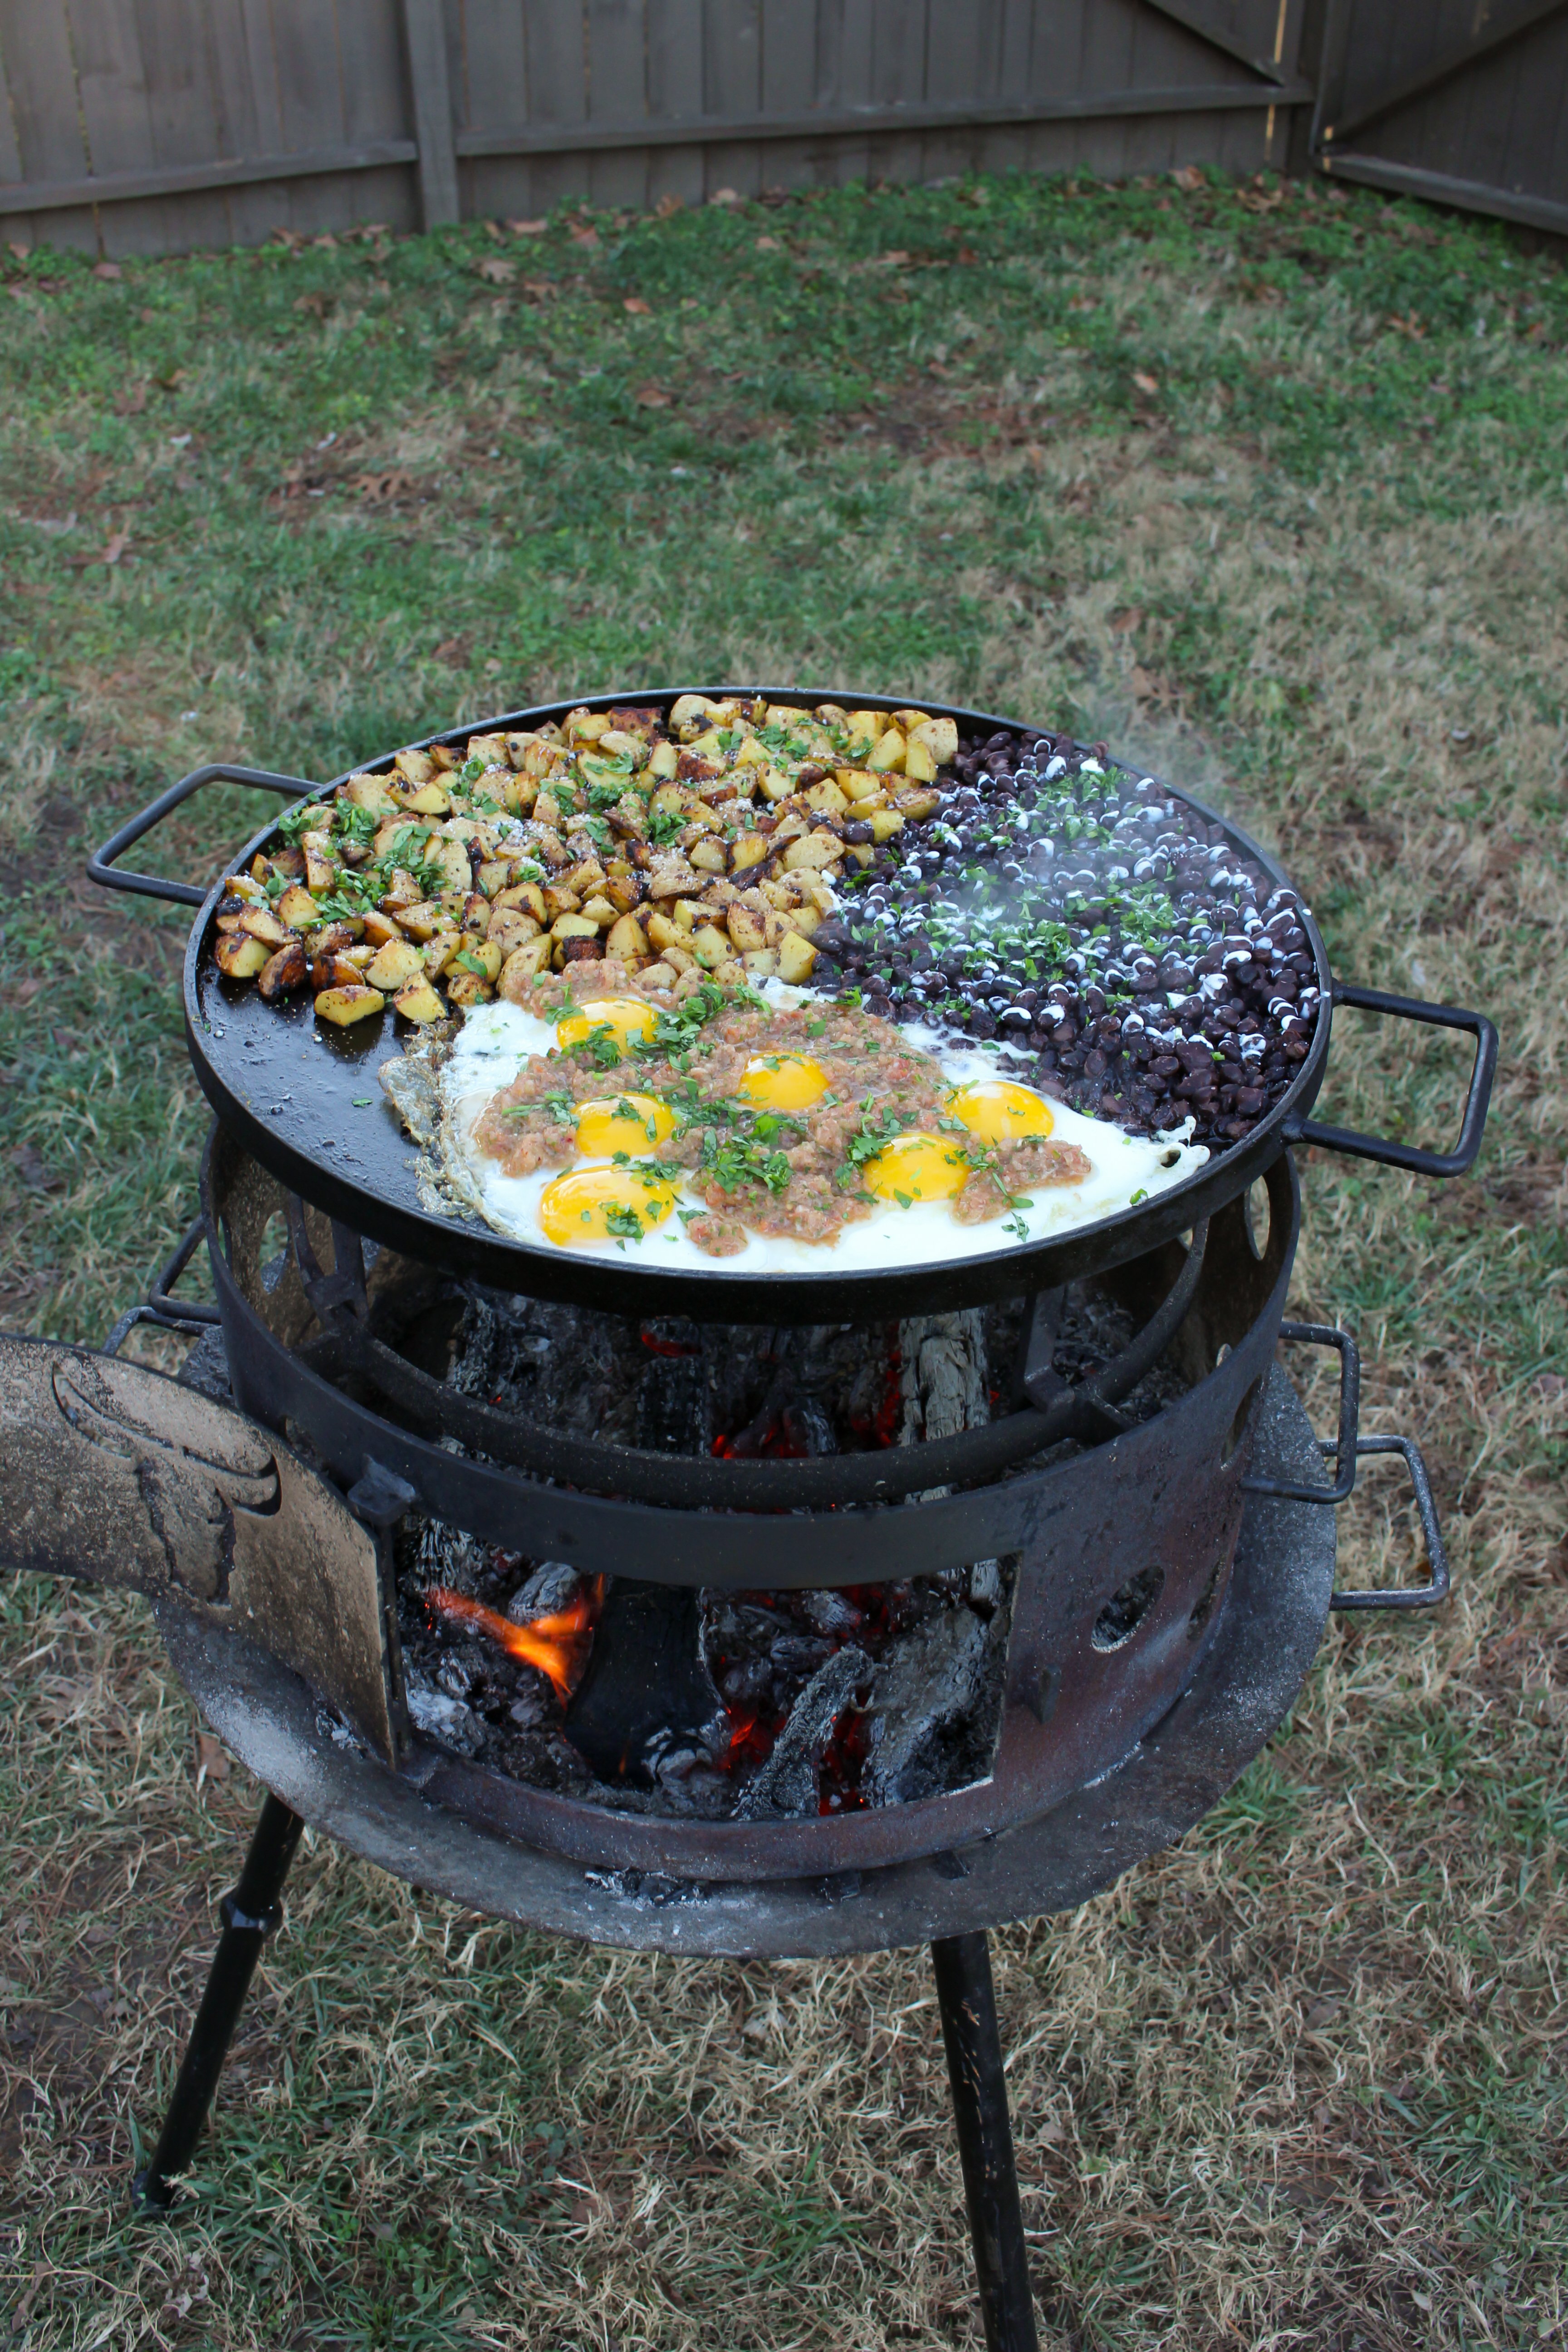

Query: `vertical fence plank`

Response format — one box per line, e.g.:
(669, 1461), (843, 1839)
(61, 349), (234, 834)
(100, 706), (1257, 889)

(587, 0), (648, 208)
(0, 0), (98, 249)
(459, 0), (534, 221)
(705, 0), (763, 197)
(647, 0), (705, 206)
(116, 0), (237, 255)
(525, 0), (590, 213)
(864, 0), (926, 186)
(758, 0), (819, 192)
(402, 0), (460, 224)
(207, 0), (297, 248)
(817, 0), (874, 185)
(922, 0), (1001, 182)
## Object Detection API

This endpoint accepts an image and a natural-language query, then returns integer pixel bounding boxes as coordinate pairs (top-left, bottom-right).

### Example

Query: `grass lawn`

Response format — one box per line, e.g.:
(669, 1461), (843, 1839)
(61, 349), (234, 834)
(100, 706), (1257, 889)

(0, 168), (1565, 2349)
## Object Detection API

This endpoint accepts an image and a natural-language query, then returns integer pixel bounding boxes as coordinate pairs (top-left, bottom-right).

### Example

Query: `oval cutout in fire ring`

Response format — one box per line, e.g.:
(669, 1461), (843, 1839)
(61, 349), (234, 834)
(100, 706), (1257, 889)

(1092, 1563), (1166, 1652)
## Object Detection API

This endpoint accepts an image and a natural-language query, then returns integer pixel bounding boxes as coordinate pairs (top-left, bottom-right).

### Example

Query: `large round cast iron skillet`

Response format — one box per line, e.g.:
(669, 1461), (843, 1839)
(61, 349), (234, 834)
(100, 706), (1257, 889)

(90, 688), (1497, 1323)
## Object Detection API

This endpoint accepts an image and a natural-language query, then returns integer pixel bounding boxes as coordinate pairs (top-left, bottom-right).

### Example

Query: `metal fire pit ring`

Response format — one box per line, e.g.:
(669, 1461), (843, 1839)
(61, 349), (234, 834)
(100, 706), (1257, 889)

(90, 686), (1498, 1325)
(153, 1365), (1333, 1960)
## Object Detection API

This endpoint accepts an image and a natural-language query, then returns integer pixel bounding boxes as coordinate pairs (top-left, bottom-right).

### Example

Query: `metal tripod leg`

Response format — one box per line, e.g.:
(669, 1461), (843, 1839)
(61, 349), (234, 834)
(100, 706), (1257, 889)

(932, 1931), (1039, 2352)
(134, 1792), (305, 2213)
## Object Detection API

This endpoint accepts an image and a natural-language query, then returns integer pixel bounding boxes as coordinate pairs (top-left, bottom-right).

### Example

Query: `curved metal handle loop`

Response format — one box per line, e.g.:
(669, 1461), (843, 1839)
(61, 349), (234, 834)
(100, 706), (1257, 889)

(87, 762), (320, 909)
(1240, 1321), (1360, 1504)
(103, 1215), (223, 1355)
(1330, 1436), (1450, 1612)
(1284, 982), (1498, 1178)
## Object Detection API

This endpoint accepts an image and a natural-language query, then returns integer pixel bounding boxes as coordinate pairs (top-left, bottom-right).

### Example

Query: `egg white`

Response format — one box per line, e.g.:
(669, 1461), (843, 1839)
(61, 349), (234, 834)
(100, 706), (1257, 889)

(442, 997), (1208, 1271)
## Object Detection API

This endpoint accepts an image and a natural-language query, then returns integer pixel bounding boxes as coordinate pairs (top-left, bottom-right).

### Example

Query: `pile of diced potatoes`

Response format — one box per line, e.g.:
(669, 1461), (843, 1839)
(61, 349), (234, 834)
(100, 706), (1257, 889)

(211, 694), (957, 1028)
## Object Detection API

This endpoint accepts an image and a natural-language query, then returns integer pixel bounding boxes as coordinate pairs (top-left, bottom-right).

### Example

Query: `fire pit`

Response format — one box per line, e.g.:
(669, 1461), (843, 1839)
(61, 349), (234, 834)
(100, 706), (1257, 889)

(1, 691), (1494, 2349)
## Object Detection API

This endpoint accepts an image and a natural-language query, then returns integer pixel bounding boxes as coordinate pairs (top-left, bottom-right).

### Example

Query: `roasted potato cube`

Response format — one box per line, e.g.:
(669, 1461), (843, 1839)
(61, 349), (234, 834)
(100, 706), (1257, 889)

(425, 838), (470, 897)
(392, 975), (446, 1024)
(867, 728), (907, 774)
(729, 833), (771, 874)
(566, 708), (612, 746)
(499, 938), (553, 990)
(604, 873), (646, 914)
(215, 932), (270, 980)
(395, 901), (447, 942)
(902, 736), (939, 784)
(363, 940), (426, 992)
(801, 779), (850, 817)
(689, 838), (728, 874)
(490, 908), (543, 958)
(846, 709), (882, 747)
(258, 941), (309, 999)
(237, 905), (293, 947)
(756, 767), (793, 804)
(564, 858), (608, 895)
(395, 748), (434, 785)
(302, 842), (337, 894)
(834, 768), (882, 805)
(910, 715), (959, 765)
(497, 879), (549, 922)
(428, 742), (460, 772)
(459, 891), (490, 935)
(890, 785), (942, 821)
(552, 912), (600, 942)
(647, 739), (679, 780)
(314, 984), (385, 1025)
(581, 894), (619, 928)
(271, 884), (316, 930)
(776, 932), (818, 985)
(893, 708), (932, 733)
(731, 735), (770, 769)
(465, 938), (504, 981)
(467, 733), (510, 768)
(845, 842), (875, 867)
(446, 967), (494, 1006)
(789, 903), (822, 937)
(343, 772), (398, 814)
(644, 909), (682, 954)
(475, 859), (511, 898)
(392, 780), (451, 816)
(661, 941), (697, 975)
(690, 923), (732, 970)
(726, 903), (769, 955)
(671, 898), (704, 934)
(362, 911), (405, 948)
(423, 933), (463, 976)
(781, 829), (844, 873)
(740, 948), (779, 977)
(868, 806), (906, 842)
(606, 913), (648, 962)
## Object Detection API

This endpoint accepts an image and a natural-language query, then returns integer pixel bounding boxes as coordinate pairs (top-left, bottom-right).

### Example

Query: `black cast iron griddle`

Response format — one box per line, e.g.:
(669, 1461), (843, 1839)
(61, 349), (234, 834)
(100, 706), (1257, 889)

(93, 687), (1497, 1324)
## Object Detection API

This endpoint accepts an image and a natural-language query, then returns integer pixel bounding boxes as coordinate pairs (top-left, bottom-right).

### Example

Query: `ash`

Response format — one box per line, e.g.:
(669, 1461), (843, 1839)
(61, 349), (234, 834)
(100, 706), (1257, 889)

(394, 1290), (1027, 1820)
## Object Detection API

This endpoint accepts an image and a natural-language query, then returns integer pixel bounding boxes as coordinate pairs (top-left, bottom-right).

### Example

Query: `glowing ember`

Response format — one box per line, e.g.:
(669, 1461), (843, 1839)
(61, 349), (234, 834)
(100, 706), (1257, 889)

(424, 1579), (603, 1704)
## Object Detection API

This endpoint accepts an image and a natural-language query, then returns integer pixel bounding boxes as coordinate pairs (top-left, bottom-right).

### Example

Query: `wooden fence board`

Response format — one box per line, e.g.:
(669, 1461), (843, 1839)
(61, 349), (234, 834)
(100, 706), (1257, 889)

(0, 2), (96, 249)
(705, 0), (764, 196)
(522, 0), (588, 213)
(758, 0), (823, 191)
(645, 0), (706, 205)
(587, 0), (649, 207)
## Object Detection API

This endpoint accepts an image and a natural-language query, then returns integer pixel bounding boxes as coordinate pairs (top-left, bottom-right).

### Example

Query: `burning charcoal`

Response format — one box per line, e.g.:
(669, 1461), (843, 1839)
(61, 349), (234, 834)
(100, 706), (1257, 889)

(967, 1559), (1003, 1614)
(735, 1646), (872, 1820)
(798, 1589), (865, 1639)
(637, 1343), (710, 1454)
(506, 1562), (582, 1621)
(506, 1680), (555, 1732)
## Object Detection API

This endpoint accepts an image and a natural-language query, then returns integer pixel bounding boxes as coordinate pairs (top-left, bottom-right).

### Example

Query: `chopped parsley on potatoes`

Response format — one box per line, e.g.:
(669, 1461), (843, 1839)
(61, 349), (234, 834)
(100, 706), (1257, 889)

(209, 695), (955, 1029)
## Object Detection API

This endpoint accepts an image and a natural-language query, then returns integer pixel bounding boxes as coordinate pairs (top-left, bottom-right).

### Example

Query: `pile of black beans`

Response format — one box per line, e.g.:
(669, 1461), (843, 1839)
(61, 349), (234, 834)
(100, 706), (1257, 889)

(809, 727), (1320, 1150)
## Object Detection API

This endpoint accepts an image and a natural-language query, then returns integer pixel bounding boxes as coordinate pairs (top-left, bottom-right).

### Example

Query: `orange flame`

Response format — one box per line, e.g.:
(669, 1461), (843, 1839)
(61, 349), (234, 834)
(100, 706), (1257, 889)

(424, 1578), (603, 1705)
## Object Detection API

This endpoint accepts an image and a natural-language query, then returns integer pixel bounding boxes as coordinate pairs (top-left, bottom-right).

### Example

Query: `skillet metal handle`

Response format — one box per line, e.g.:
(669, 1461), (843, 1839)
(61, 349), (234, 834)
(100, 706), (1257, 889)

(1329, 1436), (1450, 1612)
(103, 1215), (222, 1355)
(1284, 983), (1498, 1178)
(1240, 1321), (1360, 1504)
(87, 762), (320, 909)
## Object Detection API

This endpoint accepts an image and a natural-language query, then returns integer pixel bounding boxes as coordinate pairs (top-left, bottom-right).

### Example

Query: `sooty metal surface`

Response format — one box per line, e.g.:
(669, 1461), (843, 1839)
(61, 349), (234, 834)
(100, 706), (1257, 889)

(156, 1363), (1333, 1958)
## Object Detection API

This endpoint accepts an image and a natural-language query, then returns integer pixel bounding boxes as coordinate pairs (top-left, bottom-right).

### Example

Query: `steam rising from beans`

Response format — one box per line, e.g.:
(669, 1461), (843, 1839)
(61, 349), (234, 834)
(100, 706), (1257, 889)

(810, 728), (1316, 1149)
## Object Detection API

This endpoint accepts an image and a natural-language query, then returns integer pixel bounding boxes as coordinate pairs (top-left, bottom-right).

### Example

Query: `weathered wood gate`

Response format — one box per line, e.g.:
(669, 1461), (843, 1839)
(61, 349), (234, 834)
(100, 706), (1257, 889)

(1311, 0), (1568, 237)
(0, 0), (1559, 257)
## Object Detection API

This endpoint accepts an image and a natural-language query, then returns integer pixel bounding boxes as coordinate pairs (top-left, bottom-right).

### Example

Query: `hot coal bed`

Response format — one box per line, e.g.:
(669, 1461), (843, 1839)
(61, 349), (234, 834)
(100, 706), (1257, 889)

(7, 689), (1495, 2352)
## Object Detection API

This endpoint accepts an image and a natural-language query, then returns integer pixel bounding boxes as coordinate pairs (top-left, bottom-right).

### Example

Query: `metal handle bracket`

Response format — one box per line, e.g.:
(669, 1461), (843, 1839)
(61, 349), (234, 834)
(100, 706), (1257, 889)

(1241, 1321), (1360, 1504)
(88, 762), (320, 909)
(1284, 981), (1498, 1178)
(1329, 1435), (1450, 1612)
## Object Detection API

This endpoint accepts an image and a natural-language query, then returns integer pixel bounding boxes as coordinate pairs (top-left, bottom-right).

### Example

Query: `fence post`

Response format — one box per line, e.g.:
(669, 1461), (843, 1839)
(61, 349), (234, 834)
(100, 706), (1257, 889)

(401, 0), (460, 229)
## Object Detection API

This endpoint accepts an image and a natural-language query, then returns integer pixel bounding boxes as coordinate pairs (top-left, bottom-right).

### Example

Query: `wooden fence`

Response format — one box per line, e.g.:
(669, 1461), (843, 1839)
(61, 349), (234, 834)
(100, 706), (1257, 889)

(0, 0), (1561, 259)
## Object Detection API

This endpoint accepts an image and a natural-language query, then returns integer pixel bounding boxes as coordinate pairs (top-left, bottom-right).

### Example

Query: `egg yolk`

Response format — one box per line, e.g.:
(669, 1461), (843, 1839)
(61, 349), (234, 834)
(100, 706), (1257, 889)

(737, 1054), (830, 1113)
(861, 1132), (970, 1204)
(555, 997), (658, 1058)
(538, 1164), (676, 1247)
(574, 1093), (677, 1157)
(948, 1079), (1056, 1145)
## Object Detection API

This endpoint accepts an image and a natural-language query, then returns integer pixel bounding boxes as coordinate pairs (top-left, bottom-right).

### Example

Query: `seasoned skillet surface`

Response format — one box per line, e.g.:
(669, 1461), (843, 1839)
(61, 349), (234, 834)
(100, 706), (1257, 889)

(185, 690), (1333, 1320)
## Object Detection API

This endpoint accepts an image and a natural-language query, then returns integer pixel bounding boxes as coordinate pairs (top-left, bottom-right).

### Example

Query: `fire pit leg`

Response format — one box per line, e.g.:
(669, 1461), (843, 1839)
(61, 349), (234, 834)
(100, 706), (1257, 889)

(133, 1793), (305, 2214)
(931, 1931), (1039, 2352)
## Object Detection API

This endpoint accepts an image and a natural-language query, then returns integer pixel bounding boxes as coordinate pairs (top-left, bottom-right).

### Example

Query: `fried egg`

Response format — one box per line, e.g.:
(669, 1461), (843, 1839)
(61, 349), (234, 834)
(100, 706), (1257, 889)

(438, 995), (1209, 1272)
